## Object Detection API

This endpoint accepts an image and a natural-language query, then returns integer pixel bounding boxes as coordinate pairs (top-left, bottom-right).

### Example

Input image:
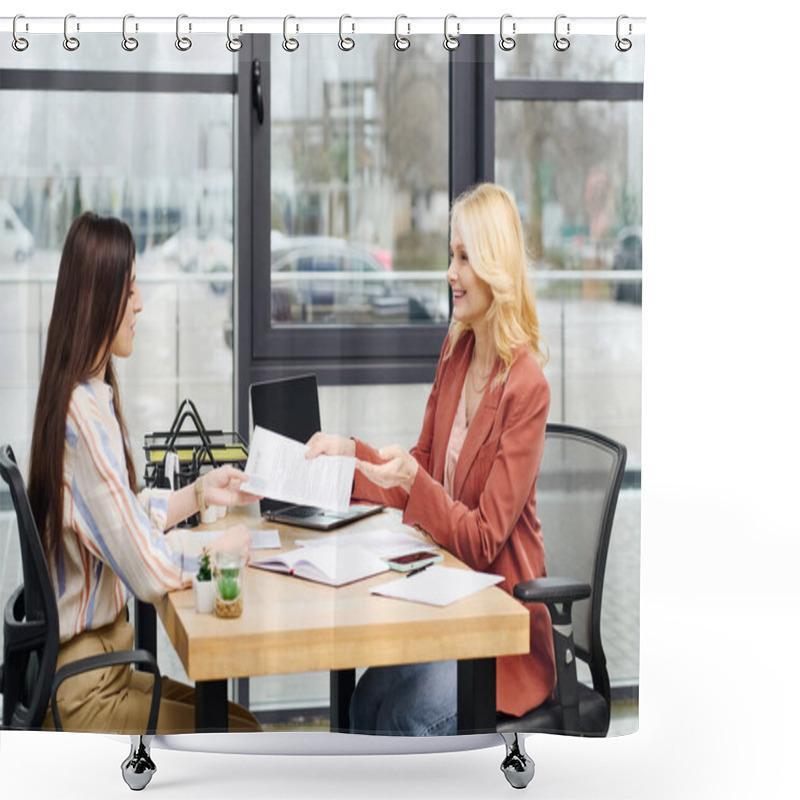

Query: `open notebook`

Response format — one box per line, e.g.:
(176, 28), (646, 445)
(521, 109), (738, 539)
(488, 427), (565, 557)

(250, 544), (389, 587)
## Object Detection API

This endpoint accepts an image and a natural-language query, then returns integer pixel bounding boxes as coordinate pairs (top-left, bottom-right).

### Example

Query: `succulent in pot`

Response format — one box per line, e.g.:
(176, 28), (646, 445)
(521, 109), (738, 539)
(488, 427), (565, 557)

(192, 547), (215, 613)
(214, 552), (244, 618)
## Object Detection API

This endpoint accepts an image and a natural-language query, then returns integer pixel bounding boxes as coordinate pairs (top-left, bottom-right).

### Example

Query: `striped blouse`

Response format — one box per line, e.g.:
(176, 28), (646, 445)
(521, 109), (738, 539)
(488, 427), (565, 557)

(53, 377), (200, 643)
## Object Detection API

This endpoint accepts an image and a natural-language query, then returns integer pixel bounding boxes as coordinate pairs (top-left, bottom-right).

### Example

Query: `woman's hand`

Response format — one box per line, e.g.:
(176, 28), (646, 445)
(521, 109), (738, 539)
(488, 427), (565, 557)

(357, 445), (418, 494)
(305, 432), (355, 459)
(209, 523), (252, 563)
(202, 465), (260, 507)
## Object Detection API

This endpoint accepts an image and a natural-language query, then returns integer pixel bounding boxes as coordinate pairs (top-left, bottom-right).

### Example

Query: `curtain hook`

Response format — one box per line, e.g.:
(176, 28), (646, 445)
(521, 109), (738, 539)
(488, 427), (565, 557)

(63, 13), (80, 51)
(282, 15), (299, 51)
(394, 14), (410, 51)
(226, 15), (242, 52)
(499, 13), (516, 51)
(338, 14), (355, 51)
(175, 14), (192, 51)
(443, 14), (460, 51)
(615, 15), (632, 52)
(12, 14), (29, 52)
(122, 14), (139, 51)
(553, 14), (570, 52)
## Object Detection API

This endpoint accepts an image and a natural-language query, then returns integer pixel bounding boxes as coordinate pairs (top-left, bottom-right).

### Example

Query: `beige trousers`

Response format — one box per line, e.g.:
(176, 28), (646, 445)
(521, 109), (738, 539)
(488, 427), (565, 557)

(43, 612), (261, 734)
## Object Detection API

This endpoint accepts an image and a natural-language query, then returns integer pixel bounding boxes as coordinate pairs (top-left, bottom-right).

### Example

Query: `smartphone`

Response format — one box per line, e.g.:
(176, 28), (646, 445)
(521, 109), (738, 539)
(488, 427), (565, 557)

(387, 550), (443, 572)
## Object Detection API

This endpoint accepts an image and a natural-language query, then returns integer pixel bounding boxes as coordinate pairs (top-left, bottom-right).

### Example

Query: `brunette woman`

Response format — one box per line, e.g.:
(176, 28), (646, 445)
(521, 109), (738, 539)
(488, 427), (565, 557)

(29, 212), (260, 734)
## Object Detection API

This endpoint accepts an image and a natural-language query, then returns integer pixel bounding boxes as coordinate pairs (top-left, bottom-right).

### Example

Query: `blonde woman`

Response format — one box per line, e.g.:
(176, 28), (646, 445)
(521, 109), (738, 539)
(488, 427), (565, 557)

(307, 183), (555, 735)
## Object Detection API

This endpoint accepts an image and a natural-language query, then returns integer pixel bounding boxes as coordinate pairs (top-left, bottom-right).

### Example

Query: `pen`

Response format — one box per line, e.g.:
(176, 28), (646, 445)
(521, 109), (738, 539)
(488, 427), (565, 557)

(406, 562), (433, 578)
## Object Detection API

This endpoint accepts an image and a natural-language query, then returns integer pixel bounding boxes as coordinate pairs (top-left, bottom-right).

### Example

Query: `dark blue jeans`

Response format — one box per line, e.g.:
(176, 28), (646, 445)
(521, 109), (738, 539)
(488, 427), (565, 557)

(349, 660), (457, 736)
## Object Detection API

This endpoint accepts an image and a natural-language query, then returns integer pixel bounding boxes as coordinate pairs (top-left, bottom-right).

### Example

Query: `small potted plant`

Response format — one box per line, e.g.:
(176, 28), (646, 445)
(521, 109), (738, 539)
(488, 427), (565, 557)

(214, 551), (244, 618)
(192, 547), (215, 613)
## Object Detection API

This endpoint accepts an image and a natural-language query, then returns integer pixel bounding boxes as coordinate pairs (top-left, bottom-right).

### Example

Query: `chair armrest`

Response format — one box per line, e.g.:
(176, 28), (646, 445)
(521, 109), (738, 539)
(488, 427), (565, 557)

(51, 649), (161, 734)
(513, 576), (590, 605)
(514, 578), (591, 727)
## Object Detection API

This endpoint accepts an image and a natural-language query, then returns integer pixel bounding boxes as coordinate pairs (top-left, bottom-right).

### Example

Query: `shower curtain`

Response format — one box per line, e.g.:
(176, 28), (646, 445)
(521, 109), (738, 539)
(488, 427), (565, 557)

(0, 6), (644, 781)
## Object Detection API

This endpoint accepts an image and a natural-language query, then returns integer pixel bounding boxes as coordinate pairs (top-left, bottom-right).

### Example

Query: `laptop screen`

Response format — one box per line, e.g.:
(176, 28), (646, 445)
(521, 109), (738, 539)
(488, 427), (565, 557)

(249, 374), (321, 444)
(249, 375), (321, 512)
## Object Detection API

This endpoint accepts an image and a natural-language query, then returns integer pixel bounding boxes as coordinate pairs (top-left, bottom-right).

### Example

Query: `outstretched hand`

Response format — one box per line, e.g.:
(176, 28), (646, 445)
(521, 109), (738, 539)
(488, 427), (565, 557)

(357, 445), (418, 494)
(202, 465), (261, 507)
(305, 432), (356, 459)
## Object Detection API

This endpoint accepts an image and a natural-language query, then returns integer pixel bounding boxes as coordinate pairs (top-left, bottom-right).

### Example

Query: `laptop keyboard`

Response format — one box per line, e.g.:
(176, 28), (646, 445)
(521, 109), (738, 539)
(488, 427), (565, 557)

(284, 506), (324, 518)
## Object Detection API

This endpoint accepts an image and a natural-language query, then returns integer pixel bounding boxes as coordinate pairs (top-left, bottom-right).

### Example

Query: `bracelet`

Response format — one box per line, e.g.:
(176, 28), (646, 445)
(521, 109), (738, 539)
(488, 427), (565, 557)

(194, 477), (207, 515)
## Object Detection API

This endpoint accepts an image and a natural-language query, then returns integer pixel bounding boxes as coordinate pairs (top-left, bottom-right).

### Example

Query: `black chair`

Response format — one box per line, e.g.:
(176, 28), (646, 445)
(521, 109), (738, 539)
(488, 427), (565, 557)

(498, 424), (627, 787)
(0, 444), (162, 790)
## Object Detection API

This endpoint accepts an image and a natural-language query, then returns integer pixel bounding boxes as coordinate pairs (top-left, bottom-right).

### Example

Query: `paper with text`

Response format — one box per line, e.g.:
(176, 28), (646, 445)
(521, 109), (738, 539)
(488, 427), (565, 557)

(241, 426), (355, 513)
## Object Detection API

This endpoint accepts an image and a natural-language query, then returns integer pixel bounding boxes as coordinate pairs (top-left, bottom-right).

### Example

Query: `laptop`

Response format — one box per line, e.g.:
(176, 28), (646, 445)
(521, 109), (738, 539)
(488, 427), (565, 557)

(248, 374), (383, 531)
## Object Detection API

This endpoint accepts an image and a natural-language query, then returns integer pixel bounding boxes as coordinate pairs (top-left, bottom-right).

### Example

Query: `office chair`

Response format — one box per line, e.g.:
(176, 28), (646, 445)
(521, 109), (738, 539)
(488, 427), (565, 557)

(498, 424), (627, 787)
(0, 444), (162, 790)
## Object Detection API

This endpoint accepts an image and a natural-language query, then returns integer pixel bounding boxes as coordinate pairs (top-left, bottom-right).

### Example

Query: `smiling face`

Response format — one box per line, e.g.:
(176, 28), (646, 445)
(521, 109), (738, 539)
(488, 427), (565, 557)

(109, 263), (142, 359)
(447, 226), (493, 330)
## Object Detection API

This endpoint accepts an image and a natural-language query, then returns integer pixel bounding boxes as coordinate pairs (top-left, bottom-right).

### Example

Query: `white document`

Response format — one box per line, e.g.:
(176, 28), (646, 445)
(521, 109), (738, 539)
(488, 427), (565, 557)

(241, 426), (355, 513)
(250, 544), (389, 587)
(250, 529), (282, 550)
(371, 565), (503, 607)
(296, 528), (437, 560)
(190, 528), (281, 550)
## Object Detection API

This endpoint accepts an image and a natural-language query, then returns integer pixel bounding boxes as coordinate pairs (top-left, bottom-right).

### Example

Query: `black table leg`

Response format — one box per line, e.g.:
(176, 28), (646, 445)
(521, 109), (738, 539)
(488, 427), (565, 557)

(457, 658), (497, 734)
(134, 600), (157, 670)
(196, 680), (229, 732)
(330, 669), (356, 732)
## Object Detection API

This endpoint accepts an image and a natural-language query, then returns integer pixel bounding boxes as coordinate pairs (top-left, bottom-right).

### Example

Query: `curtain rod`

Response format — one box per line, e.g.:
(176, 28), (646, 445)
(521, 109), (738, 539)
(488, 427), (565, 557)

(1, 15), (646, 38)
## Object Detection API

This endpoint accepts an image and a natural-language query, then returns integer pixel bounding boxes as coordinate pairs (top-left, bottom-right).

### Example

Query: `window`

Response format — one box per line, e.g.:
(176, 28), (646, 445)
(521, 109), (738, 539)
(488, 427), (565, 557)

(245, 36), (450, 376)
(0, 37), (237, 480)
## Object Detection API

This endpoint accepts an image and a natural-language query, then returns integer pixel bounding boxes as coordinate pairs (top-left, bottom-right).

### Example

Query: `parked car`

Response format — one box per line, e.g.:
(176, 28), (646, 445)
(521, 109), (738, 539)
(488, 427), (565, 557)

(155, 226), (233, 295)
(0, 200), (34, 264)
(223, 235), (448, 346)
(612, 225), (642, 304)
(270, 236), (448, 325)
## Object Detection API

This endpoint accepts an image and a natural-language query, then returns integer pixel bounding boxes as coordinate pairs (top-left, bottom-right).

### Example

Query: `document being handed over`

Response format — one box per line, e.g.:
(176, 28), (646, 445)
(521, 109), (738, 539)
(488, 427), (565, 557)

(241, 426), (355, 513)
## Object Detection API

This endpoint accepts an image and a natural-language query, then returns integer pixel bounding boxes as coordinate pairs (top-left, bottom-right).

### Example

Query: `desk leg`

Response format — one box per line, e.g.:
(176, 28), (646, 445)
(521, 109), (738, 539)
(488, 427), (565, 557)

(330, 669), (355, 733)
(134, 600), (157, 669)
(196, 680), (229, 733)
(457, 658), (496, 734)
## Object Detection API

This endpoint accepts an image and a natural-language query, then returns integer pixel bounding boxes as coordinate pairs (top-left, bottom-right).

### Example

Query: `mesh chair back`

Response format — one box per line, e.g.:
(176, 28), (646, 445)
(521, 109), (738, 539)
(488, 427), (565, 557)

(536, 424), (626, 696)
(0, 444), (60, 728)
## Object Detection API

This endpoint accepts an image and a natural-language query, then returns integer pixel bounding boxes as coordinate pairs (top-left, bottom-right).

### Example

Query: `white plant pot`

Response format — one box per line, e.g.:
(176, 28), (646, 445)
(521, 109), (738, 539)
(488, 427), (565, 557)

(193, 576), (215, 613)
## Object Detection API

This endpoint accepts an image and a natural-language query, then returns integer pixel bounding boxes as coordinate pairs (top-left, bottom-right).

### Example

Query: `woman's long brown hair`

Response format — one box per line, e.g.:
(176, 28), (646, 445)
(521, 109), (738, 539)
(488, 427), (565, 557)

(28, 212), (138, 563)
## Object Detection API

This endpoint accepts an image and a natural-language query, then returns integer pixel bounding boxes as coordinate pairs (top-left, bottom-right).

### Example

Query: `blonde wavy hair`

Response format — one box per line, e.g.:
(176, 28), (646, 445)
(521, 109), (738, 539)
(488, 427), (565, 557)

(446, 183), (548, 382)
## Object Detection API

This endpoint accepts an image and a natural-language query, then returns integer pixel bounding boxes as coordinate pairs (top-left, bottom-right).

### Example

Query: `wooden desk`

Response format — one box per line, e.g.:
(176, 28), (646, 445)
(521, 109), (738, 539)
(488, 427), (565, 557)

(151, 506), (530, 734)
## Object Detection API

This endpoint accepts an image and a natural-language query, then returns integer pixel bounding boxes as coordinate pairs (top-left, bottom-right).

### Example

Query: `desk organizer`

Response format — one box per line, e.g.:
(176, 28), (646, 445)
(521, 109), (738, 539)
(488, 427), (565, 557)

(143, 399), (248, 525)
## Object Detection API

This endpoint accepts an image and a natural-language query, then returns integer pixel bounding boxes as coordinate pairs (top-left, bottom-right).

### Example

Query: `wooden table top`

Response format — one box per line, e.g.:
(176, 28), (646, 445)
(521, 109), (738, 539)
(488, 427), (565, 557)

(156, 505), (530, 682)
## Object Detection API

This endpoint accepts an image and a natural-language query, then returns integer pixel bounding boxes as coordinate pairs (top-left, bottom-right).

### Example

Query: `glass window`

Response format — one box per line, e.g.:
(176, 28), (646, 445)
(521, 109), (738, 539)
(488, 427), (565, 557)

(267, 35), (450, 328)
(495, 35), (645, 82)
(496, 97), (643, 469)
(0, 88), (235, 480)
